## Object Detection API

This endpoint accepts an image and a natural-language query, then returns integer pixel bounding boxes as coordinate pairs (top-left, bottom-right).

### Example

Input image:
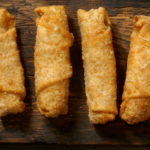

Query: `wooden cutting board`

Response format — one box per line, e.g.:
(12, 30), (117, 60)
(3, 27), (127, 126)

(0, 0), (150, 145)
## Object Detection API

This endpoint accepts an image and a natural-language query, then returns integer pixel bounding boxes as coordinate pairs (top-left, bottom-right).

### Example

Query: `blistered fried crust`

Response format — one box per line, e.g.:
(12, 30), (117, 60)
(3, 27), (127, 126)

(120, 99), (150, 124)
(120, 15), (150, 124)
(34, 6), (73, 117)
(0, 9), (26, 117)
(77, 7), (117, 124)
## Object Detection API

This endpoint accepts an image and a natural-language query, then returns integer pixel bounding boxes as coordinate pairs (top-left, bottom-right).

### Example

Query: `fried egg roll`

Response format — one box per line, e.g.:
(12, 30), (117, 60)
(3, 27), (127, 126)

(120, 15), (150, 124)
(34, 6), (74, 117)
(0, 9), (26, 117)
(77, 7), (118, 124)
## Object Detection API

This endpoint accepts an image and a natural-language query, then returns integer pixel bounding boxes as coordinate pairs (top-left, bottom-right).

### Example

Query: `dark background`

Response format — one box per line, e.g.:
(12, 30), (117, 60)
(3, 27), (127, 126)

(1, 144), (150, 150)
(0, 0), (150, 147)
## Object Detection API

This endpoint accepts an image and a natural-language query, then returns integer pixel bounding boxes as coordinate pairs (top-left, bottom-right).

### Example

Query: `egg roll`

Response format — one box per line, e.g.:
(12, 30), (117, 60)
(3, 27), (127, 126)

(0, 9), (26, 117)
(120, 15), (150, 124)
(34, 6), (74, 117)
(77, 7), (118, 124)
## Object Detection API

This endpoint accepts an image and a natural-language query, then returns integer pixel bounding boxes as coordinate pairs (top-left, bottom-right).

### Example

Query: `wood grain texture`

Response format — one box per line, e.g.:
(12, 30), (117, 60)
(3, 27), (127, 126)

(1, 144), (150, 150)
(0, 0), (150, 146)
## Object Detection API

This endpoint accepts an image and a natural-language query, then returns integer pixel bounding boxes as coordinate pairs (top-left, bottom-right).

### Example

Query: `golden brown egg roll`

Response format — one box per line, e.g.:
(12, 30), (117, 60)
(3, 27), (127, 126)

(0, 9), (26, 117)
(34, 6), (74, 117)
(120, 15), (150, 124)
(77, 7), (118, 124)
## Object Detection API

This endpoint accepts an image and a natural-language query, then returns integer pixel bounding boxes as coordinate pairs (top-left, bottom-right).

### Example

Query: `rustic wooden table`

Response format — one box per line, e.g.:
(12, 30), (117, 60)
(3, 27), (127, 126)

(1, 144), (150, 150)
(0, 0), (150, 146)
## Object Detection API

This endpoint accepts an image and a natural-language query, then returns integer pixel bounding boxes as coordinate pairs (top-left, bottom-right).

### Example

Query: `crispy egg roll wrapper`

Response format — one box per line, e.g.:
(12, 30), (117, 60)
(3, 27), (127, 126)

(120, 15), (150, 124)
(0, 9), (26, 117)
(34, 6), (73, 117)
(77, 7), (118, 124)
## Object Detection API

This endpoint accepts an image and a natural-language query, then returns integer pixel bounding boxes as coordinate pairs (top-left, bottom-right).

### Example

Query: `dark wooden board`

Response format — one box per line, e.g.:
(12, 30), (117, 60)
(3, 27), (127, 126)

(0, 0), (150, 146)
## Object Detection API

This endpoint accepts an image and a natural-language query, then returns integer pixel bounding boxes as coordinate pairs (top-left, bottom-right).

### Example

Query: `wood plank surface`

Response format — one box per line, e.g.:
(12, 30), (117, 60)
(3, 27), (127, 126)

(0, 0), (150, 145)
